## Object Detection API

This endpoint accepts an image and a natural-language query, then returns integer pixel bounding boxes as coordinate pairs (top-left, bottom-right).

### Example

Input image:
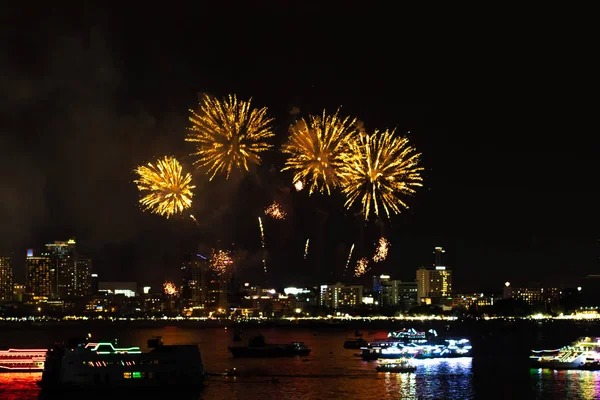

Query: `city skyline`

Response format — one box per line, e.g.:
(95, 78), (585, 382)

(1, 5), (598, 292)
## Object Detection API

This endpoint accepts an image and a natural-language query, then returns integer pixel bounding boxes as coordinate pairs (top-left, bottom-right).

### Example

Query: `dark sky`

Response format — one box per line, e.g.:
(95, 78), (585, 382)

(1, 4), (598, 292)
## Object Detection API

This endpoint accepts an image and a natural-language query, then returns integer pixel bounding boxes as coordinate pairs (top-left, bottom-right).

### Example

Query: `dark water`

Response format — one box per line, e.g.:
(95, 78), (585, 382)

(1, 322), (600, 399)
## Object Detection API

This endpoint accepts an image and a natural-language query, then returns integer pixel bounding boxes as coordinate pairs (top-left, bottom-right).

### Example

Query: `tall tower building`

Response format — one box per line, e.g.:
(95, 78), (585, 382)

(0, 256), (13, 301)
(25, 249), (52, 299)
(416, 246), (452, 302)
(181, 253), (208, 306)
(46, 239), (90, 298)
(434, 246), (446, 267)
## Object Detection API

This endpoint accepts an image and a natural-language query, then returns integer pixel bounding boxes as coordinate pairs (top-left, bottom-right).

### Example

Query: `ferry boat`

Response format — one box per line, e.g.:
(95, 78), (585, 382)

(0, 348), (47, 372)
(38, 336), (204, 391)
(228, 335), (311, 358)
(376, 358), (417, 373)
(531, 337), (600, 370)
(361, 328), (472, 360)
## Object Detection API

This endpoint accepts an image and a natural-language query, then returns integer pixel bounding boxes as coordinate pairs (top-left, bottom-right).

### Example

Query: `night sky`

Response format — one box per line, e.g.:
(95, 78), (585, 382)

(1, 5), (598, 292)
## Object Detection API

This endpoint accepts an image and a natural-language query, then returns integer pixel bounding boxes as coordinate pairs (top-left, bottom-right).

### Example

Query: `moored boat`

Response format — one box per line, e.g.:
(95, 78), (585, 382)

(228, 335), (310, 358)
(0, 348), (47, 372)
(37, 336), (204, 391)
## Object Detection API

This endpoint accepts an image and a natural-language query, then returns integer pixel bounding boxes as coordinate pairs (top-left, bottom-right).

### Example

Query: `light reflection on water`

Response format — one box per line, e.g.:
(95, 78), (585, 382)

(0, 325), (598, 399)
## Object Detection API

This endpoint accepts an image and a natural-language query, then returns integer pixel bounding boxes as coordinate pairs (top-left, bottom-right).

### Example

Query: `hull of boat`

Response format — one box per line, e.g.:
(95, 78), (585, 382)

(376, 366), (416, 373)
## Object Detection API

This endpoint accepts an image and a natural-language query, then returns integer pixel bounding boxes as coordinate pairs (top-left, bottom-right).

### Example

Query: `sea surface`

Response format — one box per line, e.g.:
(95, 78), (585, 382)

(1, 321), (600, 399)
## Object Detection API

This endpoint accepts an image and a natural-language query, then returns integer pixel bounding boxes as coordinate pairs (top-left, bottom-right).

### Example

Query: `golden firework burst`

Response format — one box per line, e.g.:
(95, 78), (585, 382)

(134, 156), (195, 219)
(354, 257), (370, 277)
(265, 201), (287, 220)
(281, 109), (358, 195)
(373, 237), (390, 263)
(210, 249), (233, 276)
(186, 94), (274, 180)
(339, 130), (423, 220)
(163, 281), (178, 296)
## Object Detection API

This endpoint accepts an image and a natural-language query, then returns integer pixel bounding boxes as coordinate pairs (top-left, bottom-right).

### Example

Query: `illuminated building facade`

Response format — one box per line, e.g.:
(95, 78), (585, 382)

(0, 256), (13, 301)
(379, 278), (418, 310)
(46, 239), (91, 299)
(25, 250), (52, 299)
(506, 286), (559, 306)
(181, 253), (208, 306)
(319, 282), (363, 309)
(416, 246), (452, 302)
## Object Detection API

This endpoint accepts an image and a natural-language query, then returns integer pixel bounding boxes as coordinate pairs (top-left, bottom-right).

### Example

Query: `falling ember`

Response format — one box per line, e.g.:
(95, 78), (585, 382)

(190, 214), (199, 225)
(210, 249), (233, 276)
(303, 239), (310, 259)
(134, 156), (195, 219)
(163, 281), (178, 296)
(354, 257), (370, 277)
(265, 201), (287, 220)
(372, 237), (390, 263)
(344, 243), (355, 273)
(258, 217), (267, 273)
(294, 180), (304, 191)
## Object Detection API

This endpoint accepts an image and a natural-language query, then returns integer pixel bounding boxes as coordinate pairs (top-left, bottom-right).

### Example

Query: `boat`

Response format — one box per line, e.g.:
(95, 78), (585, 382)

(531, 336), (600, 370)
(228, 335), (310, 358)
(0, 348), (47, 372)
(360, 328), (472, 360)
(343, 338), (367, 349)
(37, 336), (204, 391)
(376, 358), (417, 373)
(233, 328), (242, 342)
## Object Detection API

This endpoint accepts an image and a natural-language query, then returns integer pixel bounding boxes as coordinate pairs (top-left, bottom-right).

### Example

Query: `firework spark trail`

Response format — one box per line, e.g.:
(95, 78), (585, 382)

(265, 201), (287, 220)
(163, 281), (178, 296)
(190, 214), (199, 225)
(186, 94), (274, 180)
(339, 129), (423, 220)
(258, 217), (267, 273)
(344, 243), (355, 274)
(282, 109), (358, 195)
(211, 249), (233, 276)
(373, 237), (390, 263)
(294, 180), (304, 191)
(354, 257), (370, 277)
(134, 156), (195, 219)
(303, 239), (310, 259)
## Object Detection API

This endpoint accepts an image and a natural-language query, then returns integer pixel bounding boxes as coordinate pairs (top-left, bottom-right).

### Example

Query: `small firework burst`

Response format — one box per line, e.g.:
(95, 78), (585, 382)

(294, 180), (304, 191)
(163, 281), (178, 296)
(210, 249), (233, 276)
(373, 237), (390, 263)
(354, 257), (370, 277)
(265, 201), (287, 220)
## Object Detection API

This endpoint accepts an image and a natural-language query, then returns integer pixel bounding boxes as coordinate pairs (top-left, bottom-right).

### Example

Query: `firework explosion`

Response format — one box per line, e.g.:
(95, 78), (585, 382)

(373, 237), (390, 263)
(339, 130), (423, 220)
(294, 180), (304, 191)
(258, 217), (267, 273)
(211, 249), (233, 276)
(303, 239), (310, 259)
(354, 257), (370, 277)
(265, 201), (287, 220)
(186, 94), (275, 180)
(134, 156), (195, 219)
(282, 109), (357, 195)
(163, 281), (178, 296)
(344, 243), (355, 274)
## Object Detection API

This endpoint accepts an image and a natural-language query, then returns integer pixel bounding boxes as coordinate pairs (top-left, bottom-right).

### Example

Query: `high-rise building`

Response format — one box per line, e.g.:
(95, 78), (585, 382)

(181, 253), (208, 306)
(416, 247), (452, 302)
(0, 256), (13, 301)
(45, 239), (90, 298)
(25, 249), (52, 298)
(434, 246), (446, 267)
(319, 282), (363, 309)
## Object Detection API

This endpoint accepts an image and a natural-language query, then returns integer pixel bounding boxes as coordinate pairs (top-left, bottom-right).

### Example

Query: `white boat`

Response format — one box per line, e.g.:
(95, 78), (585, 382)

(0, 348), (47, 372)
(38, 336), (204, 391)
(376, 358), (417, 373)
(531, 336), (600, 370)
